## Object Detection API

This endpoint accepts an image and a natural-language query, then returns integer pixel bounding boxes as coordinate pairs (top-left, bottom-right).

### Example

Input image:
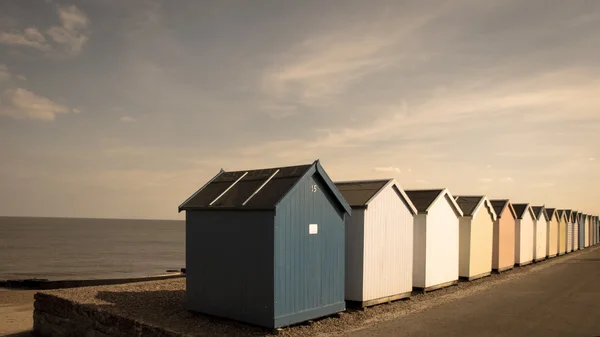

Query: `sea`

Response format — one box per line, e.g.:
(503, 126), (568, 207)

(0, 216), (185, 281)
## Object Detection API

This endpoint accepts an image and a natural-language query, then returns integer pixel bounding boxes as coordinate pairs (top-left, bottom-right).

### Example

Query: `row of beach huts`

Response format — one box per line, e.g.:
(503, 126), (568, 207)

(177, 160), (600, 329)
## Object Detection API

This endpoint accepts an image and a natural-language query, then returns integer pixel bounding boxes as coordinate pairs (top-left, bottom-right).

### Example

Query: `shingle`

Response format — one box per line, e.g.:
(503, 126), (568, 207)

(334, 180), (389, 207)
(180, 164), (312, 210)
(454, 196), (484, 216)
(490, 200), (509, 217)
(512, 204), (529, 219)
(404, 189), (444, 212)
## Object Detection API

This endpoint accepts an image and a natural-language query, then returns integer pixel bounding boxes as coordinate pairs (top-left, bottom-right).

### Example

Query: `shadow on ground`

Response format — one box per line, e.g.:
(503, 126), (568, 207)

(3, 332), (34, 337)
(92, 290), (279, 336)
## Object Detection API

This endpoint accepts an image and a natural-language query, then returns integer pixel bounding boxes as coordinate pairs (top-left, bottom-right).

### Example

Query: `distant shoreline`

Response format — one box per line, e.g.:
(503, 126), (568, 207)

(0, 215), (184, 222)
(0, 272), (185, 290)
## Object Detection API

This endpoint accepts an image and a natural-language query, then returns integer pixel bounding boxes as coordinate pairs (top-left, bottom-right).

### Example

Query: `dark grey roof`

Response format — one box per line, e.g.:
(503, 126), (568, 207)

(512, 204), (529, 219)
(334, 180), (389, 207)
(179, 164), (312, 211)
(545, 208), (556, 219)
(490, 200), (510, 218)
(531, 206), (544, 220)
(454, 196), (484, 216)
(404, 189), (444, 212)
(557, 209), (565, 220)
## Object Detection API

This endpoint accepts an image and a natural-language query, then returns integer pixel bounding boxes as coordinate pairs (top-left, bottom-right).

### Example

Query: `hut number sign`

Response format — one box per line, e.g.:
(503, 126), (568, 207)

(311, 184), (317, 192)
(309, 224), (318, 235)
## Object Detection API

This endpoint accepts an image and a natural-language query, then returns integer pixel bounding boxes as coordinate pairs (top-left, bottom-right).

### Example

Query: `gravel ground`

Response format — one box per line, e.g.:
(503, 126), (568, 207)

(39, 250), (585, 337)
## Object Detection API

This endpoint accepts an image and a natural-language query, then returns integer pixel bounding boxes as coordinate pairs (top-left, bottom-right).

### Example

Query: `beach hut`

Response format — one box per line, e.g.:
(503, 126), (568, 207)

(455, 196), (497, 281)
(545, 208), (559, 258)
(584, 214), (590, 248)
(334, 179), (417, 307)
(531, 206), (547, 262)
(490, 200), (517, 272)
(405, 189), (463, 292)
(575, 213), (580, 248)
(512, 204), (535, 266)
(565, 210), (573, 253)
(579, 213), (586, 249)
(557, 210), (567, 255)
(178, 160), (352, 329)
(596, 216), (599, 245)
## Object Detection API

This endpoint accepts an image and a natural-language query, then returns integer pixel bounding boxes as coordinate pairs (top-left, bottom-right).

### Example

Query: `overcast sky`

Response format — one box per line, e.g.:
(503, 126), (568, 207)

(1, 0), (599, 219)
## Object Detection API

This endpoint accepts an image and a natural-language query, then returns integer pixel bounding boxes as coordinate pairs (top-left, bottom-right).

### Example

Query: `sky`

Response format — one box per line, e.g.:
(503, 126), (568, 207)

(1, 0), (599, 220)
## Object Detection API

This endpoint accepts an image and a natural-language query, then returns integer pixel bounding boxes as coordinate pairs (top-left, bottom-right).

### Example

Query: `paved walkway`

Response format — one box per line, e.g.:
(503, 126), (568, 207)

(348, 246), (600, 337)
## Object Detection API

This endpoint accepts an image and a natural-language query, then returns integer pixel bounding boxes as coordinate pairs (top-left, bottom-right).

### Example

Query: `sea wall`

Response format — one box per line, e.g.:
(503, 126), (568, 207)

(1, 273), (185, 290)
(33, 293), (183, 337)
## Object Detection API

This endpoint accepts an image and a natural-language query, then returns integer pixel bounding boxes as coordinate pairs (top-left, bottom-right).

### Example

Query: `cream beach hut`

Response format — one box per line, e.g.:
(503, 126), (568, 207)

(557, 210), (567, 255)
(531, 206), (547, 262)
(490, 200), (517, 272)
(455, 196), (497, 281)
(405, 189), (463, 292)
(545, 208), (559, 258)
(512, 204), (535, 266)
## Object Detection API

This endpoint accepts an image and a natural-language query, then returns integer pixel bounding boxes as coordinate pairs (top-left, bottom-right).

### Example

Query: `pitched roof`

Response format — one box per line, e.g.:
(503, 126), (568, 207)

(178, 160), (351, 214)
(512, 204), (530, 219)
(490, 200), (516, 219)
(557, 209), (565, 220)
(334, 180), (389, 207)
(454, 196), (497, 220)
(404, 189), (463, 216)
(334, 179), (417, 214)
(545, 208), (556, 220)
(454, 196), (482, 216)
(531, 206), (545, 221)
(404, 189), (444, 212)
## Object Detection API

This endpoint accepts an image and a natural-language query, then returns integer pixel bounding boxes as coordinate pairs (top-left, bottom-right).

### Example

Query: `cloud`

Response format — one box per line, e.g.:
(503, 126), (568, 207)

(373, 166), (401, 174)
(0, 27), (50, 51)
(500, 177), (514, 183)
(46, 5), (90, 56)
(72, 108), (81, 113)
(0, 6), (89, 57)
(589, 157), (596, 161)
(0, 64), (10, 82)
(478, 178), (493, 183)
(0, 88), (71, 121)
(120, 116), (136, 123)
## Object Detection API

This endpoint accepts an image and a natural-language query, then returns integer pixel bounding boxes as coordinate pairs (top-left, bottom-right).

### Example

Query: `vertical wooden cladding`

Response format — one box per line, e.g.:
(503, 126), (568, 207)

(274, 173), (346, 326)
(584, 214), (590, 248)
(424, 194), (460, 288)
(532, 206), (547, 262)
(578, 214), (586, 249)
(491, 200), (516, 272)
(406, 189), (462, 290)
(513, 204), (535, 266)
(572, 212), (579, 251)
(566, 211), (573, 253)
(362, 184), (414, 302)
(456, 196), (495, 280)
(546, 209), (559, 257)
(337, 179), (415, 305)
(557, 211), (567, 255)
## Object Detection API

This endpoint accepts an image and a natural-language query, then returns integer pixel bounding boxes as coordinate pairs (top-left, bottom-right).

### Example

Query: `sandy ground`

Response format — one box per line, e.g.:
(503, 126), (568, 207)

(0, 289), (35, 336)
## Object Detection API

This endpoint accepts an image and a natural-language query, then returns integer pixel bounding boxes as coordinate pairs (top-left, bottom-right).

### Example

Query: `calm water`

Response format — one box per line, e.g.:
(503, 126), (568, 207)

(0, 217), (185, 281)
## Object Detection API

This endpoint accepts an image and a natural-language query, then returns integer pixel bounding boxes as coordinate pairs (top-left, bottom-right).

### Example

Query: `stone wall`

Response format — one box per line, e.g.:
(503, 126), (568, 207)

(33, 293), (184, 337)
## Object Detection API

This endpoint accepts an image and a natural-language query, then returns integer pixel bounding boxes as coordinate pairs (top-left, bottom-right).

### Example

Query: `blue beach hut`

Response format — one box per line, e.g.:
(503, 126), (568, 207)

(178, 160), (351, 329)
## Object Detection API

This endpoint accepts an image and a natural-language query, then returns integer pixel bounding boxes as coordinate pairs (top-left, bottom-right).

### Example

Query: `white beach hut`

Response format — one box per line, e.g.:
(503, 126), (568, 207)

(405, 189), (463, 292)
(335, 179), (417, 307)
(573, 211), (579, 251)
(455, 196), (497, 281)
(512, 204), (535, 267)
(565, 210), (573, 253)
(531, 206), (547, 262)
